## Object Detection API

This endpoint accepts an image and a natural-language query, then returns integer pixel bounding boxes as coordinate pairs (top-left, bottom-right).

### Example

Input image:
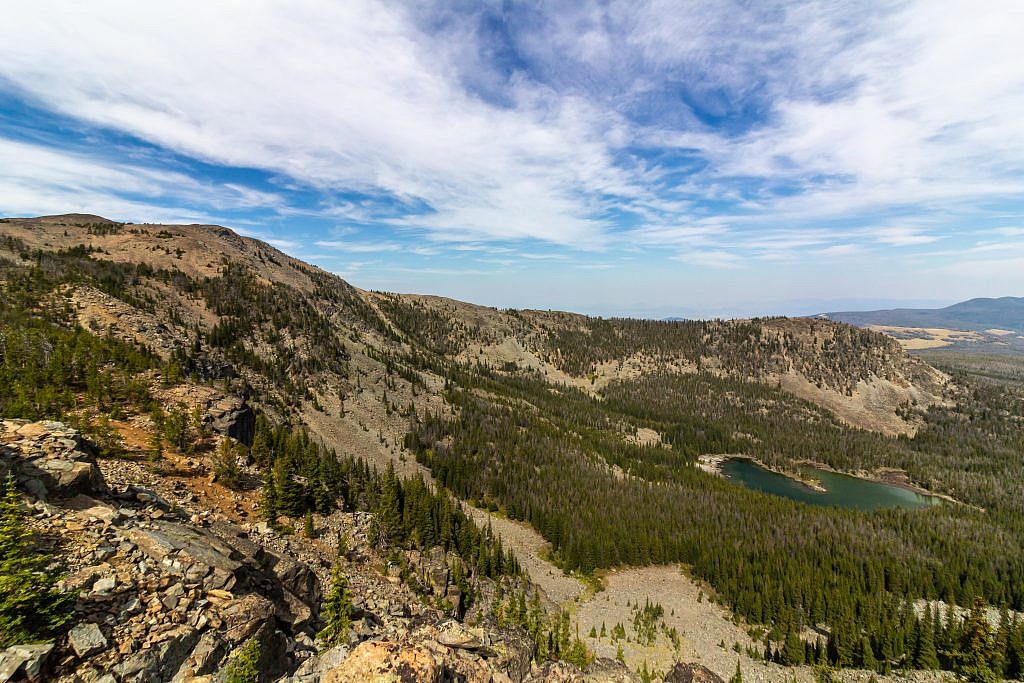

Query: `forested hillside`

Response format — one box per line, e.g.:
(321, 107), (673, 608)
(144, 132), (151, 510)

(3, 214), (1023, 680)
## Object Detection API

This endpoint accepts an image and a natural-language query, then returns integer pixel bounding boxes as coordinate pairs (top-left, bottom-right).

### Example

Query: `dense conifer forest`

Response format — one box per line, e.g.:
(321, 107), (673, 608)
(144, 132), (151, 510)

(405, 359), (1024, 676)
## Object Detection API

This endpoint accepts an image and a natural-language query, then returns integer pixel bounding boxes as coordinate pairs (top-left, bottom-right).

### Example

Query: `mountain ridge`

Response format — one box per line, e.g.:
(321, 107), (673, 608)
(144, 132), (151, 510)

(1, 214), (947, 438)
(826, 296), (1024, 332)
(9, 213), (1012, 682)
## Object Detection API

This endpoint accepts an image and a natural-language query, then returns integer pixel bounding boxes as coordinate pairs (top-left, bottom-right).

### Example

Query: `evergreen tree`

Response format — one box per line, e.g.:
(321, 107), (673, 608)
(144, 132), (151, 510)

(858, 636), (877, 672)
(914, 608), (940, 669)
(318, 557), (353, 647)
(0, 474), (74, 646)
(729, 659), (743, 683)
(222, 637), (260, 683)
(274, 455), (305, 517)
(783, 629), (805, 665)
(260, 470), (278, 522)
(374, 462), (403, 548)
(950, 598), (998, 683)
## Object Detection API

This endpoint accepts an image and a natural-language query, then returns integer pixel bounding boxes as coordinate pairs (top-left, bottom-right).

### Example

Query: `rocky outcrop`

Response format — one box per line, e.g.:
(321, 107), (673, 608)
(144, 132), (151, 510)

(662, 663), (725, 683)
(1, 421), (321, 683)
(0, 420), (104, 500)
(2, 419), (626, 683)
(583, 659), (641, 682)
(205, 396), (255, 446)
(300, 616), (536, 683)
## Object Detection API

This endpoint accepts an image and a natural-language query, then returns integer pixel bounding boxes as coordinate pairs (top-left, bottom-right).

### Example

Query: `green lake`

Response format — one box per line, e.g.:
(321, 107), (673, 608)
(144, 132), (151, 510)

(721, 458), (941, 511)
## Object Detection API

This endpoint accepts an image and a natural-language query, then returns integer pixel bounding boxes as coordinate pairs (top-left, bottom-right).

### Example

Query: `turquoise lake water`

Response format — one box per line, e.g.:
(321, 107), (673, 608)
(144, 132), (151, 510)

(721, 458), (941, 511)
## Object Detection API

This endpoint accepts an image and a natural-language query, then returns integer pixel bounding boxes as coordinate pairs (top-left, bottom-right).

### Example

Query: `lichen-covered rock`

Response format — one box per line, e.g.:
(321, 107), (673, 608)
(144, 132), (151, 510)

(322, 639), (442, 683)
(478, 617), (535, 682)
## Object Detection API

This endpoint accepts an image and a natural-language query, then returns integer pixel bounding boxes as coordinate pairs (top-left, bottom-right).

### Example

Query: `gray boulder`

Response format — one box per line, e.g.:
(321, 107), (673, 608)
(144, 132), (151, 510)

(0, 643), (54, 682)
(205, 397), (255, 446)
(68, 622), (108, 658)
(585, 658), (642, 682)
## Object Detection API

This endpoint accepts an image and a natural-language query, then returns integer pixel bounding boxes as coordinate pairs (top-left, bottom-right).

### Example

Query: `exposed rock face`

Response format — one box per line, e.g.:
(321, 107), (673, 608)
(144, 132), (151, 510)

(309, 616), (537, 683)
(321, 639), (446, 683)
(205, 396), (255, 446)
(2, 419), (629, 683)
(1, 421), (321, 683)
(662, 663), (726, 683)
(0, 420), (104, 500)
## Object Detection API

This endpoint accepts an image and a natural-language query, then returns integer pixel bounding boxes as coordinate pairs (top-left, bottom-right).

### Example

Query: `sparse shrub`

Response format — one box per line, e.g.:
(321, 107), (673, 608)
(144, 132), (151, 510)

(221, 637), (260, 683)
(212, 438), (244, 489)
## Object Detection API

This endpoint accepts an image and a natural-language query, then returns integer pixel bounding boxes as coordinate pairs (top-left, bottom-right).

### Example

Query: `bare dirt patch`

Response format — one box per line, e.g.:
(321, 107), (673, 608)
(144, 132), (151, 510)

(573, 566), (945, 682)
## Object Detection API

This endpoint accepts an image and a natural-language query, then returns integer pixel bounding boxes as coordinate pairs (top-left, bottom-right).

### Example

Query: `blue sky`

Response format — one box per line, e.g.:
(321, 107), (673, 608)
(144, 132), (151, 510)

(1, 1), (1023, 318)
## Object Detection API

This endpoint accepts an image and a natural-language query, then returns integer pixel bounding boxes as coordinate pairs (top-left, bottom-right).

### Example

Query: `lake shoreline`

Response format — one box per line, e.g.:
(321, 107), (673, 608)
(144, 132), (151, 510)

(796, 460), (959, 505)
(698, 454), (827, 493)
(701, 454), (955, 507)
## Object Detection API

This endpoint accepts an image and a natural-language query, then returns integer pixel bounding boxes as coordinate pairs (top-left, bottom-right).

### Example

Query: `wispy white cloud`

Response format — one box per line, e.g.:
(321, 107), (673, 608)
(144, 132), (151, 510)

(868, 226), (940, 247)
(0, 137), (269, 222)
(0, 1), (643, 247)
(817, 244), (863, 257)
(673, 250), (744, 269)
(0, 0), (1021, 305)
(314, 240), (403, 253)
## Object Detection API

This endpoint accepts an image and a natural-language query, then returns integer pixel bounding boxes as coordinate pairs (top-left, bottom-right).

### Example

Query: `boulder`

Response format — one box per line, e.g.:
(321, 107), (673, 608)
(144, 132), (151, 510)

(205, 398), (255, 446)
(322, 640), (441, 683)
(0, 421), (104, 500)
(530, 660), (585, 682)
(112, 625), (202, 683)
(0, 643), (54, 682)
(171, 631), (228, 682)
(288, 644), (350, 682)
(68, 622), (108, 658)
(478, 617), (535, 682)
(662, 663), (725, 683)
(436, 620), (483, 650)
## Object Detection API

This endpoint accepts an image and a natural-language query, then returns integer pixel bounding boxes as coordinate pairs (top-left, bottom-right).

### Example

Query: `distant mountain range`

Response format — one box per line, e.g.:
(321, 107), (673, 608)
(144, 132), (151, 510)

(824, 297), (1024, 332)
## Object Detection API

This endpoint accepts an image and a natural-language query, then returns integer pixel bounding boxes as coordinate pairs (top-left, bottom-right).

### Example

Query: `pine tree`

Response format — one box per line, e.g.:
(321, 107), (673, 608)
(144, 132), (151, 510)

(374, 462), (403, 548)
(318, 558), (353, 647)
(858, 636), (877, 672)
(729, 659), (743, 683)
(0, 474), (74, 646)
(260, 470), (278, 522)
(950, 598), (998, 683)
(783, 629), (805, 665)
(914, 608), (939, 669)
(274, 455), (305, 518)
